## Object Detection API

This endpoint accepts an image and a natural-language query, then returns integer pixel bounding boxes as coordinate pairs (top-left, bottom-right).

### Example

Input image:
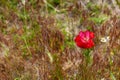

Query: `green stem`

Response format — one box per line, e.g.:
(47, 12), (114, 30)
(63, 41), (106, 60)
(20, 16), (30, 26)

(23, 36), (31, 55)
(83, 49), (91, 65)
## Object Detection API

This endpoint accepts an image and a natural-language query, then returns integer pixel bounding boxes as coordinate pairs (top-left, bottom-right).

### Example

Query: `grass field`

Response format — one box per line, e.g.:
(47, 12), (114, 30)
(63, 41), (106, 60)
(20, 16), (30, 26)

(0, 0), (120, 80)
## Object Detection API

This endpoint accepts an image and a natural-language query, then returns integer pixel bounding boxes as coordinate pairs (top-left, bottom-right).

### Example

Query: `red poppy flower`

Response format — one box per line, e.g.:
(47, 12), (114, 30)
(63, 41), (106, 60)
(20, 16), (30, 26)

(74, 30), (94, 48)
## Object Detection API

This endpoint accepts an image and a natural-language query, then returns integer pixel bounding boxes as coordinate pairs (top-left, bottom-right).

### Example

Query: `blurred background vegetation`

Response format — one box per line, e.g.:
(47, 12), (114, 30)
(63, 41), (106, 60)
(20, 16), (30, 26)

(0, 0), (120, 80)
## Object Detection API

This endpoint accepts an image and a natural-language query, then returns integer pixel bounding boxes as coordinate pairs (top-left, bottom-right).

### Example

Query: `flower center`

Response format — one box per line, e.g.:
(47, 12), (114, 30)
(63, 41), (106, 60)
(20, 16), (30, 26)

(84, 37), (89, 42)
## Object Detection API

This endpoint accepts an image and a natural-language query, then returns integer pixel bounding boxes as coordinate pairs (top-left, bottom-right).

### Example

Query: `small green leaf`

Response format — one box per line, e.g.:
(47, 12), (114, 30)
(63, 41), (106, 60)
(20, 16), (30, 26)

(14, 78), (21, 80)
(110, 72), (116, 80)
(89, 15), (109, 24)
